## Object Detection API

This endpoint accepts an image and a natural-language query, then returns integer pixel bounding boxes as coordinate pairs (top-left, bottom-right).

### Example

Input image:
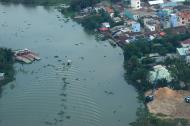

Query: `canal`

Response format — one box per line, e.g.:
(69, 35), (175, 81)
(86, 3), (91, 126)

(0, 3), (139, 126)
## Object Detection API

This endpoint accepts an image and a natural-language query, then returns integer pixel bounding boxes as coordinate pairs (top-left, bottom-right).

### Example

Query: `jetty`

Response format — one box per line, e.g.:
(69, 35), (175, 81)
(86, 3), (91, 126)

(14, 48), (40, 64)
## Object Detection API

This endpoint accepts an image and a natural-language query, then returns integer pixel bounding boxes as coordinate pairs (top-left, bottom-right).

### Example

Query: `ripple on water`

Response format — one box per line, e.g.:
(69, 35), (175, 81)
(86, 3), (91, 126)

(56, 64), (103, 126)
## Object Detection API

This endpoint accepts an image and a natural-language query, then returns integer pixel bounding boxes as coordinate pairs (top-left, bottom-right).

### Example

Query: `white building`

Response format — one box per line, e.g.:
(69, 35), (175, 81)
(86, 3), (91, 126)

(144, 18), (160, 31)
(102, 22), (110, 28)
(170, 0), (185, 2)
(148, 0), (164, 5)
(146, 24), (156, 31)
(131, 0), (141, 10)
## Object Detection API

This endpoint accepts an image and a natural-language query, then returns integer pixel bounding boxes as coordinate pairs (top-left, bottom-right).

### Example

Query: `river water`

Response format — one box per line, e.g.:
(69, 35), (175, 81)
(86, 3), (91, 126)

(0, 3), (139, 126)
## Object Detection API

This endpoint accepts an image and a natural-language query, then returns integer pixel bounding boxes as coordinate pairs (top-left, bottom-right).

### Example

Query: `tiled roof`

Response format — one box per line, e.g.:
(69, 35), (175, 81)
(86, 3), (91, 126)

(181, 38), (190, 45)
(178, 11), (190, 19)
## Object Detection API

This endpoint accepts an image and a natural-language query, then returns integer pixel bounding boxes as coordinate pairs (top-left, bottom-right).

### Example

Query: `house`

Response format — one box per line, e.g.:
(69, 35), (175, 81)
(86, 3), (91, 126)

(177, 47), (190, 63)
(131, 21), (141, 32)
(157, 8), (173, 19)
(113, 17), (122, 23)
(80, 7), (93, 14)
(99, 27), (109, 31)
(102, 22), (110, 28)
(159, 32), (166, 36)
(126, 20), (141, 32)
(125, 9), (140, 20)
(160, 2), (178, 8)
(170, 0), (185, 2)
(98, 22), (110, 32)
(170, 13), (179, 27)
(177, 47), (188, 57)
(131, 0), (141, 10)
(177, 10), (190, 26)
(148, 0), (164, 5)
(125, 8), (156, 21)
(0, 73), (5, 80)
(144, 18), (160, 31)
(180, 38), (190, 47)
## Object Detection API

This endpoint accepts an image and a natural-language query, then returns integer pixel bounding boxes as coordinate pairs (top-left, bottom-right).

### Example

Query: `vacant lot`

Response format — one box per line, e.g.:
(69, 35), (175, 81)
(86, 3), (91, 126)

(146, 87), (190, 120)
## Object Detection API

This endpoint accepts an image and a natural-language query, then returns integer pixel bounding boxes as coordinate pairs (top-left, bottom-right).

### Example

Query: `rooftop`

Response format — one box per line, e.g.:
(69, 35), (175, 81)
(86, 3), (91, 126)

(181, 38), (190, 45)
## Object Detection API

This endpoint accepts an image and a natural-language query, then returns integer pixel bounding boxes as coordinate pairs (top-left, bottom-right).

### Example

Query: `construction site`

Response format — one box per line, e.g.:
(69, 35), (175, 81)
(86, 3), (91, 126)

(146, 87), (190, 121)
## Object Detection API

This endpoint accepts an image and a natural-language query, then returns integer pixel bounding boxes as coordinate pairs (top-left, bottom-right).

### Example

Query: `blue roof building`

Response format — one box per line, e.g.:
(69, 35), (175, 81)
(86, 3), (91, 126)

(131, 22), (141, 32)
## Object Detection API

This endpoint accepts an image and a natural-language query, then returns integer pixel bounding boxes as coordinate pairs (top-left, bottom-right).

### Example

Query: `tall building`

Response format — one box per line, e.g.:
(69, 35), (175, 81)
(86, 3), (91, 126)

(131, 0), (141, 10)
(170, 14), (179, 27)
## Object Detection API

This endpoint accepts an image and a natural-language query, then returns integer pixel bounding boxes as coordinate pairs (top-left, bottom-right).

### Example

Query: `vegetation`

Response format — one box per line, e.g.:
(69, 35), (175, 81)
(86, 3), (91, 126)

(80, 9), (113, 30)
(123, 32), (190, 93)
(166, 58), (190, 89)
(130, 107), (188, 126)
(0, 48), (14, 93)
(69, 0), (100, 11)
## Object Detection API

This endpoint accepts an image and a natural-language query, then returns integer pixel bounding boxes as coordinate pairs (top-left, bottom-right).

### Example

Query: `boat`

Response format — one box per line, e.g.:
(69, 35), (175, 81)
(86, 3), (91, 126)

(15, 56), (32, 64)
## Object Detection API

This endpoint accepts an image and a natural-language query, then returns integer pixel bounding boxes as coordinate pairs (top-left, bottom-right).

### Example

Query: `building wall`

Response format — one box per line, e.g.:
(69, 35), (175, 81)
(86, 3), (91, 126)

(131, 22), (141, 32)
(125, 9), (134, 19)
(171, 0), (185, 2)
(170, 14), (179, 27)
(131, 0), (141, 9)
(145, 24), (156, 31)
(178, 11), (190, 26)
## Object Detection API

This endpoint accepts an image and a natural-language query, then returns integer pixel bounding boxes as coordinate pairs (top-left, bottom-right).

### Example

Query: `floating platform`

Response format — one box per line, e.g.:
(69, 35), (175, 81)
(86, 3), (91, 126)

(14, 48), (40, 64)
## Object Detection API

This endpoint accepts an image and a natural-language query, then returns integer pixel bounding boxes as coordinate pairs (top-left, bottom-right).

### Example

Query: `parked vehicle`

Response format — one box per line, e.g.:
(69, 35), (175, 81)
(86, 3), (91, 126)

(185, 96), (190, 103)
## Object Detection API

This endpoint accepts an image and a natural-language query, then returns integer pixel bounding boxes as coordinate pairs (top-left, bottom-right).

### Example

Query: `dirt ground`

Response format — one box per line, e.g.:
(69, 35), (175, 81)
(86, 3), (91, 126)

(146, 87), (190, 121)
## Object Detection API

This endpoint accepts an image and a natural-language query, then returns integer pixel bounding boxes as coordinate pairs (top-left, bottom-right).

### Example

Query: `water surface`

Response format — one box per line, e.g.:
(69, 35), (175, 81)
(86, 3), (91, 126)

(0, 4), (139, 126)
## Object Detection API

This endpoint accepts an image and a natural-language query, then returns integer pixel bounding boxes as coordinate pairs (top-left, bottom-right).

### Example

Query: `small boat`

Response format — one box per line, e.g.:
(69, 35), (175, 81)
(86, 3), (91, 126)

(22, 55), (35, 61)
(28, 53), (41, 60)
(67, 59), (72, 65)
(15, 56), (32, 64)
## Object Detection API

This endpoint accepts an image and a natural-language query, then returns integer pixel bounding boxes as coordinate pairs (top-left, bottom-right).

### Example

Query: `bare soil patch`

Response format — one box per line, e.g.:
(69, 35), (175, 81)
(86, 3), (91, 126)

(146, 87), (190, 120)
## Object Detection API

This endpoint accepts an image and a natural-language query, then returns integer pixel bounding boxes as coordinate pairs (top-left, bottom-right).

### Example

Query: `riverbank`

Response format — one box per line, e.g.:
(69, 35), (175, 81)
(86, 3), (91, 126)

(123, 32), (190, 125)
(0, 48), (14, 93)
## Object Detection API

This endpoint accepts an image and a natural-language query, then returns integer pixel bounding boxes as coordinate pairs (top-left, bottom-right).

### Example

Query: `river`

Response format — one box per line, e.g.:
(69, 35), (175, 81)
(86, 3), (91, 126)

(0, 3), (139, 126)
